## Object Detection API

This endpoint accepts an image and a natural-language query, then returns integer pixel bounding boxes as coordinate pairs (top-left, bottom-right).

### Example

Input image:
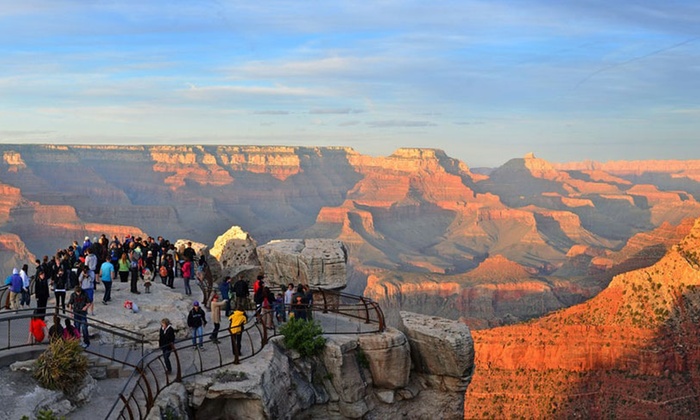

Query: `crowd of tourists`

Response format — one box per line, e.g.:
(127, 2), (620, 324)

(6, 233), (316, 366)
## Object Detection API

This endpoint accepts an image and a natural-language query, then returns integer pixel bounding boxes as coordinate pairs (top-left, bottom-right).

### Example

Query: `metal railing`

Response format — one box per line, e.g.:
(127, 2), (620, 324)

(0, 306), (147, 366)
(107, 287), (385, 419)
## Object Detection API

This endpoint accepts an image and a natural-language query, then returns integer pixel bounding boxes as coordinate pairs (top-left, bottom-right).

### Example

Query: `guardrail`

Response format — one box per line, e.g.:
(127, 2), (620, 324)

(0, 306), (147, 366)
(107, 288), (385, 419)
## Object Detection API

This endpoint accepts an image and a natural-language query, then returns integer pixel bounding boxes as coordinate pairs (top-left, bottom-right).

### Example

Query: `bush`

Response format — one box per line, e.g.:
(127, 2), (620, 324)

(33, 338), (88, 393)
(279, 318), (326, 357)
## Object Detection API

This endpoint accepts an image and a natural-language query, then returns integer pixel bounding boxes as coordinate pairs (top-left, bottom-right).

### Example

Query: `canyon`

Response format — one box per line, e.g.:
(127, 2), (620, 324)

(3, 144), (700, 417)
(2, 145), (700, 330)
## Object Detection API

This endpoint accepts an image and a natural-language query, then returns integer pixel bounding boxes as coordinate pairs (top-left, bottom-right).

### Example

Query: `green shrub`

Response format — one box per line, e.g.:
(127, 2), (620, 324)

(279, 318), (326, 357)
(21, 410), (66, 420)
(33, 338), (88, 393)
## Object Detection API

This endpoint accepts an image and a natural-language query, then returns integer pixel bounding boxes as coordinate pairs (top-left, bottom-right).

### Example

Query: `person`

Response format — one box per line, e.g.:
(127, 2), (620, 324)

(129, 243), (142, 294)
(159, 318), (176, 375)
(98, 258), (115, 304)
(34, 270), (51, 319)
(48, 317), (64, 341)
(182, 258), (192, 295)
(228, 308), (247, 364)
(52, 267), (67, 313)
(118, 252), (130, 283)
(219, 276), (232, 317)
(253, 275), (265, 316)
(183, 242), (196, 267)
(84, 247), (98, 284)
(187, 301), (207, 349)
(79, 266), (95, 315)
(67, 286), (92, 348)
(164, 253), (175, 288)
(261, 286), (275, 329)
(274, 292), (285, 324)
(303, 285), (314, 320)
(63, 318), (81, 340)
(209, 293), (229, 344)
(232, 276), (249, 311)
(9, 268), (22, 311)
(284, 283), (294, 319)
(292, 284), (307, 320)
(27, 314), (48, 344)
(19, 264), (31, 309)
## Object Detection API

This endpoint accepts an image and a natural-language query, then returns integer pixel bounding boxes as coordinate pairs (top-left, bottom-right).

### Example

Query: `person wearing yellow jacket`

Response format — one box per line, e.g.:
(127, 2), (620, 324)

(228, 309), (247, 364)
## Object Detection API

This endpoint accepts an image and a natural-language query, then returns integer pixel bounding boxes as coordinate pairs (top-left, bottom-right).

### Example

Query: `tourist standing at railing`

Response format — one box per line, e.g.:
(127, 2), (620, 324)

(232, 276), (249, 311)
(228, 309), (246, 364)
(209, 293), (228, 344)
(187, 301), (207, 349)
(284, 283), (294, 319)
(19, 264), (31, 309)
(219, 276), (232, 317)
(159, 318), (175, 375)
(303, 285), (314, 320)
(67, 286), (92, 349)
(34, 270), (50, 319)
(9, 268), (22, 311)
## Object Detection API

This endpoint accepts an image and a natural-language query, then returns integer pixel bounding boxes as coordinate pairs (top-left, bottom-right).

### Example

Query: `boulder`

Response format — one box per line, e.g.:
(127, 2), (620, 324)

(208, 226), (260, 279)
(357, 328), (411, 389)
(399, 311), (474, 382)
(257, 239), (348, 289)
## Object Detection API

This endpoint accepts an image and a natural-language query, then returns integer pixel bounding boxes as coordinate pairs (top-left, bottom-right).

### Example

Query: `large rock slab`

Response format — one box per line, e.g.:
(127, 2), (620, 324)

(257, 239), (348, 289)
(208, 226), (260, 279)
(399, 311), (474, 381)
(357, 327), (411, 389)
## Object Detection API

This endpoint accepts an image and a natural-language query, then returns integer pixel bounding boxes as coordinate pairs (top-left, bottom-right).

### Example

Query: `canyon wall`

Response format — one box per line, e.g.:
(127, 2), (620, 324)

(2, 145), (700, 328)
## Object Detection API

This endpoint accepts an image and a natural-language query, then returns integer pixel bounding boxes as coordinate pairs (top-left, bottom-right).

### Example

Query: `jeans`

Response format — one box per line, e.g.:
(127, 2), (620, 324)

(184, 278), (191, 295)
(102, 281), (112, 302)
(74, 311), (90, 345)
(209, 323), (220, 341)
(162, 347), (172, 372)
(191, 325), (203, 347)
(20, 289), (31, 307)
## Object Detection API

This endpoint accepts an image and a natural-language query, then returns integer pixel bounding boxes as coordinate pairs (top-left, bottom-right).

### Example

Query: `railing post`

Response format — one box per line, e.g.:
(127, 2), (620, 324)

(321, 289), (328, 313)
(359, 297), (370, 324)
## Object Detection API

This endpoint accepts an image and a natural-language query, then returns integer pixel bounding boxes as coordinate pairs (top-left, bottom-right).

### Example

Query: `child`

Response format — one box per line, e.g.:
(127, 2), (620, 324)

(27, 315), (48, 344)
(274, 292), (286, 324)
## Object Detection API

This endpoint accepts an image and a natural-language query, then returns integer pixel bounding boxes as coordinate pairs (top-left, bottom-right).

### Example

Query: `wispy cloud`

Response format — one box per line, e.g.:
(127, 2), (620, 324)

(367, 120), (437, 128)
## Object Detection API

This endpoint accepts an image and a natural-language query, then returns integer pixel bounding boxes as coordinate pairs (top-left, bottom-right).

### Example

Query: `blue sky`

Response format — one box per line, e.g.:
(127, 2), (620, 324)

(1, 1), (699, 167)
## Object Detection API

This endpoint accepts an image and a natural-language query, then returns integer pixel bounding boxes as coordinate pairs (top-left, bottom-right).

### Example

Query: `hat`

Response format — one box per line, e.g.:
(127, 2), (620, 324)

(193, 301), (199, 306)
(12, 268), (18, 274)
(85, 236), (90, 241)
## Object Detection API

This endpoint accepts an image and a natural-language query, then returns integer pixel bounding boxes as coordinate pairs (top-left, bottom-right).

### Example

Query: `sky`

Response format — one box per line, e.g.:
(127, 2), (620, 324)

(0, 1), (699, 167)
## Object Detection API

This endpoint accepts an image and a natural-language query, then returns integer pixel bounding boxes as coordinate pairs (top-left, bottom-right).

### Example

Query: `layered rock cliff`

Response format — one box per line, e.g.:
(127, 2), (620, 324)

(1, 145), (700, 327)
(464, 217), (700, 418)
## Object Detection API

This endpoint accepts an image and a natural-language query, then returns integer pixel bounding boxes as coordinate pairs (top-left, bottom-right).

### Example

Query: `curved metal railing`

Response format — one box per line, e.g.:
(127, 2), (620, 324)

(0, 306), (147, 365)
(106, 287), (385, 419)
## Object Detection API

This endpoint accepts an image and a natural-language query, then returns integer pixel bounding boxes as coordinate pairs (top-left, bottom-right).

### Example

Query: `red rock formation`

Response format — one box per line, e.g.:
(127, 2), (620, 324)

(465, 218), (700, 418)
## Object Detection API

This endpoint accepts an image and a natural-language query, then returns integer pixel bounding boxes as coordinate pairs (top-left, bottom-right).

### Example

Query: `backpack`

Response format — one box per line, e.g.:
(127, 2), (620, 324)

(159, 265), (168, 277)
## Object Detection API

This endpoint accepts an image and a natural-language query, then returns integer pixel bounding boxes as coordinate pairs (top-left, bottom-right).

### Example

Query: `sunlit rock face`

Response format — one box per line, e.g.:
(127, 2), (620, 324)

(208, 226), (260, 279)
(464, 217), (700, 419)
